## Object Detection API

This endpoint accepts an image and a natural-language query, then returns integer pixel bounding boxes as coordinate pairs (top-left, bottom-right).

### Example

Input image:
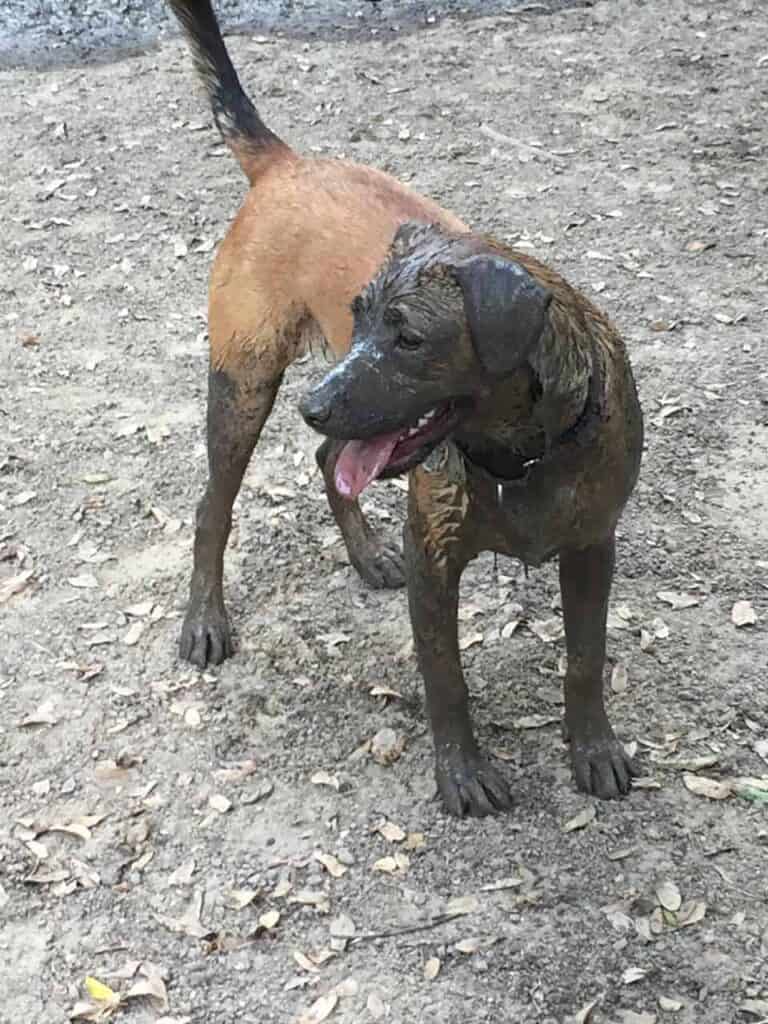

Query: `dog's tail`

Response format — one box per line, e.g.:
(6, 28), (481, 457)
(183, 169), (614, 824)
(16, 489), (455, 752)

(167, 0), (292, 181)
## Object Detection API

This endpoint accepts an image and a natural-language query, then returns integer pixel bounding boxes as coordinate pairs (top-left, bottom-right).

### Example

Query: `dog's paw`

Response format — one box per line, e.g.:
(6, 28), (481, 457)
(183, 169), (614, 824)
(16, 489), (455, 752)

(179, 597), (234, 668)
(569, 728), (638, 800)
(435, 748), (513, 818)
(351, 538), (405, 590)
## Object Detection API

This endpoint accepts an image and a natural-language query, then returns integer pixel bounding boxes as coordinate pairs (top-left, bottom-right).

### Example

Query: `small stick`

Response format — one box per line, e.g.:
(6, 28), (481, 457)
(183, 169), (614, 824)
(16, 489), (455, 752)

(479, 123), (564, 165)
(350, 911), (465, 945)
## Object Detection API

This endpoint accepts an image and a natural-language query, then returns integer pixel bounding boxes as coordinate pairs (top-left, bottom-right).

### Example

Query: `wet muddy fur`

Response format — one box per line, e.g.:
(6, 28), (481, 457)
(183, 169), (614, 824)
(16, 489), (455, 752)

(302, 223), (644, 817)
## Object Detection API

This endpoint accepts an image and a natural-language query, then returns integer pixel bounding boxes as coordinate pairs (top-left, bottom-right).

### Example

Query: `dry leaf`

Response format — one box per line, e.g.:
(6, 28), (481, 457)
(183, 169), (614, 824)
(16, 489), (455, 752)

(295, 991), (339, 1024)
(125, 967), (168, 1011)
(227, 888), (259, 910)
(657, 591), (699, 610)
(25, 839), (49, 860)
(314, 852), (347, 879)
(677, 899), (706, 927)
(168, 859), (196, 887)
(563, 805), (596, 832)
(0, 568), (34, 603)
(373, 853), (409, 875)
(367, 993), (386, 1019)
(622, 967), (647, 985)
(68, 574), (98, 590)
(607, 847), (635, 862)
(454, 936), (481, 954)
(370, 728), (404, 766)
(683, 773), (731, 800)
(514, 713), (560, 729)
(459, 631), (484, 651)
(731, 600), (757, 627)
(124, 600), (154, 617)
(611, 662), (629, 694)
(84, 977), (119, 1006)
(654, 754), (718, 771)
(183, 706), (202, 729)
(47, 822), (93, 842)
(374, 820), (406, 843)
(273, 877), (292, 899)
(369, 685), (403, 701)
(122, 621), (144, 646)
(480, 877), (523, 892)
(291, 890), (330, 914)
(565, 997), (600, 1024)
(656, 879), (682, 912)
(740, 1000), (768, 1017)
(155, 889), (207, 938)
(334, 978), (358, 999)
(658, 996), (683, 1012)
(403, 832), (426, 851)
(311, 771), (340, 791)
(445, 894), (478, 916)
(423, 957), (441, 980)
(259, 909), (280, 930)
(11, 489), (36, 506)
(19, 701), (58, 727)
(208, 794), (232, 813)
(529, 617), (564, 643)
(329, 913), (356, 952)
(293, 951), (320, 974)
(501, 619), (520, 638)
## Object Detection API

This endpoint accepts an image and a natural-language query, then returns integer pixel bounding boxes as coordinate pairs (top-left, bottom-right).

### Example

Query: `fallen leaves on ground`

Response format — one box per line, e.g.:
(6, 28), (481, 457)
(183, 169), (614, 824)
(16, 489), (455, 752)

(314, 851), (347, 878)
(71, 963), (168, 1020)
(370, 728), (404, 766)
(311, 770), (340, 790)
(372, 852), (410, 876)
(0, 567), (34, 603)
(373, 819), (406, 843)
(731, 599), (757, 626)
(563, 805), (596, 832)
(423, 957), (441, 980)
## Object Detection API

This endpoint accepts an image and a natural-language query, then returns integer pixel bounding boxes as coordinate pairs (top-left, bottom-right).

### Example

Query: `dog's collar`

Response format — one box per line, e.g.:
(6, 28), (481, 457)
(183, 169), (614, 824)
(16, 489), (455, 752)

(453, 342), (607, 503)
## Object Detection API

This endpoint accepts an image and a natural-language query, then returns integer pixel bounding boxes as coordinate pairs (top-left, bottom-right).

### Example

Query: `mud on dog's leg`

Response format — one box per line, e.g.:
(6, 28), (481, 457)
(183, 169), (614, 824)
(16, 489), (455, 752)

(316, 439), (405, 589)
(559, 532), (638, 798)
(404, 513), (512, 818)
(180, 362), (282, 668)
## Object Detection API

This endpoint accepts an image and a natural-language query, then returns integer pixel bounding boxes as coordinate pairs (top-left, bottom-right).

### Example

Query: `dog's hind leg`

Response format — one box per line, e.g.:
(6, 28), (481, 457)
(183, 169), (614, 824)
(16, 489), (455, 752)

(315, 439), (405, 589)
(180, 354), (283, 669)
(559, 533), (639, 798)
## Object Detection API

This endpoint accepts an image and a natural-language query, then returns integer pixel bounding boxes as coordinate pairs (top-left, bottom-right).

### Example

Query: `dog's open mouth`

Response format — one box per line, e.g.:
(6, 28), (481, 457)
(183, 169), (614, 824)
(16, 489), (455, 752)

(334, 401), (460, 499)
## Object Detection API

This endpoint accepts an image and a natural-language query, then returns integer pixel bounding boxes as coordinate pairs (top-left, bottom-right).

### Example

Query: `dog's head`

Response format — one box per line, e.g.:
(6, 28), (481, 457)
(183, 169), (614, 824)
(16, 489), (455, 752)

(299, 222), (552, 499)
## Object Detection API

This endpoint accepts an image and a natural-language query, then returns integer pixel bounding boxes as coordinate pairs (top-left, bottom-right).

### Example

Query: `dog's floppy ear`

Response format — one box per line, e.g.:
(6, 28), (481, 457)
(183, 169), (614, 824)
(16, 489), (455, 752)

(453, 254), (552, 376)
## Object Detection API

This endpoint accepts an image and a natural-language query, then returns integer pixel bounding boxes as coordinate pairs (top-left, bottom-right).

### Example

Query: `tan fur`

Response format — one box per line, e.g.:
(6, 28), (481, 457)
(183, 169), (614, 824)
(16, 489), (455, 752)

(208, 152), (466, 377)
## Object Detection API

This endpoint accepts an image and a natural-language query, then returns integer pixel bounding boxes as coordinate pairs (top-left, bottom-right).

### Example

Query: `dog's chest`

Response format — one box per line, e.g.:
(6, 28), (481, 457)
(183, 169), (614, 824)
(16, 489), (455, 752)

(419, 439), (614, 567)
(480, 474), (587, 566)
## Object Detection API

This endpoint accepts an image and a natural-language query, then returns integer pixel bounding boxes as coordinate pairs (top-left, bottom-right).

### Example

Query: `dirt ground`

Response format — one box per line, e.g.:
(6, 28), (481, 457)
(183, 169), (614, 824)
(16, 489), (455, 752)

(1, 0), (768, 1021)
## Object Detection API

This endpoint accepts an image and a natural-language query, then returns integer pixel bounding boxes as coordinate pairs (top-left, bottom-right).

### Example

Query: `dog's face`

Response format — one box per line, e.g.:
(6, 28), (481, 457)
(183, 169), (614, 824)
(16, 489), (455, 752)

(300, 223), (552, 499)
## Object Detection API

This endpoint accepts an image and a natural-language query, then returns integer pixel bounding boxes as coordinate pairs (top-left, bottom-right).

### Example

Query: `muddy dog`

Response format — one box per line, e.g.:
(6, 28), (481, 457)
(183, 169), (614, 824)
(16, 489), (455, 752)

(300, 223), (644, 816)
(166, 0), (468, 668)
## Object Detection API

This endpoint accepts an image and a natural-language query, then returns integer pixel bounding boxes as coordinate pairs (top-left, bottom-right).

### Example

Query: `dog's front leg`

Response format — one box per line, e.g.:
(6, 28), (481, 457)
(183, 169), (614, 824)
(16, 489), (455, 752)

(180, 366), (282, 668)
(404, 510), (512, 818)
(315, 439), (404, 589)
(559, 533), (638, 798)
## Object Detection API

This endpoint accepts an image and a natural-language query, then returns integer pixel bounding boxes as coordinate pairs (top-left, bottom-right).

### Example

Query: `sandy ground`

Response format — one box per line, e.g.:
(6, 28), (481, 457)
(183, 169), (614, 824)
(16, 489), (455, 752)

(1, 1), (768, 1022)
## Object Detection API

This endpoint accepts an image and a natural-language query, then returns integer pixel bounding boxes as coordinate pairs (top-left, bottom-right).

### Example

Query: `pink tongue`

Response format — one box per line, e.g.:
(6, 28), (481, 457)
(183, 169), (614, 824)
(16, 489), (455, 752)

(334, 432), (401, 499)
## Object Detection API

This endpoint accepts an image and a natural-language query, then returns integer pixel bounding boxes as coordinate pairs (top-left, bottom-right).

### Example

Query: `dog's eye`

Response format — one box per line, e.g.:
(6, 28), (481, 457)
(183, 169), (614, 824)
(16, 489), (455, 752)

(397, 333), (421, 351)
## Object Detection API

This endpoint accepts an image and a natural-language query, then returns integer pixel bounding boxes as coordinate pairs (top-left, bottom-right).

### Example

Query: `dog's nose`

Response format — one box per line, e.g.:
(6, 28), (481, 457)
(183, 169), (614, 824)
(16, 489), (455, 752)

(299, 391), (332, 429)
